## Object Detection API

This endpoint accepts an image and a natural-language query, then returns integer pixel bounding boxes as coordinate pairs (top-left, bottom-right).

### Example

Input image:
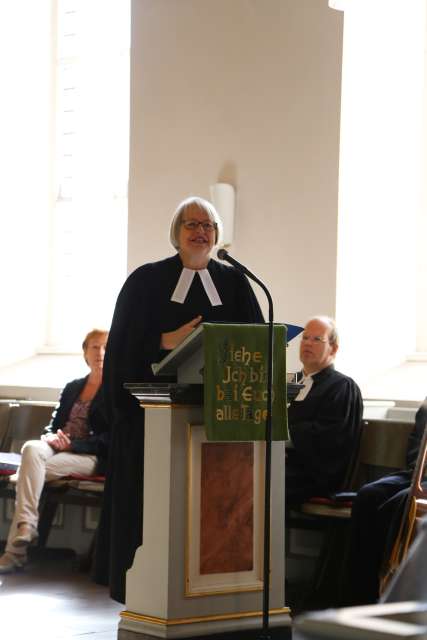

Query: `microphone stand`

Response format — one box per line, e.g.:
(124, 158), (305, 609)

(217, 249), (274, 640)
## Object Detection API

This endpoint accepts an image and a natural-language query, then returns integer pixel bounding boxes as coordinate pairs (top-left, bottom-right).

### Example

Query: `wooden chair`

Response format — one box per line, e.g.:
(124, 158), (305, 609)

(0, 402), (13, 451)
(286, 419), (414, 609)
(38, 474), (104, 542)
(0, 402), (53, 493)
(380, 422), (427, 593)
(5, 402), (54, 452)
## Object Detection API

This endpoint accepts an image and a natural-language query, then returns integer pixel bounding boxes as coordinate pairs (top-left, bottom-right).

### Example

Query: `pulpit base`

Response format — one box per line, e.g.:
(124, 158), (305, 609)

(118, 607), (291, 638)
(120, 404), (290, 639)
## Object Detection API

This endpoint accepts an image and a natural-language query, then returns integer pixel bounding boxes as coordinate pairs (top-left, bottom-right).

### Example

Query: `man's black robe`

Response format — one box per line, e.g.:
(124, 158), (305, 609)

(286, 365), (363, 504)
(93, 254), (263, 602)
(344, 399), (427, 605)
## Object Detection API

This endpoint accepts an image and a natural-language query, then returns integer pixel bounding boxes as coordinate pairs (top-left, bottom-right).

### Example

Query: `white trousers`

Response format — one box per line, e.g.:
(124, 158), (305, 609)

(6, 439), (96, 557)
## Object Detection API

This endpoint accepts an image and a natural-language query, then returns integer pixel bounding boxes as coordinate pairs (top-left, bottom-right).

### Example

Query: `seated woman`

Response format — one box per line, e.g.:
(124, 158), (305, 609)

(0, 328), (109, 573)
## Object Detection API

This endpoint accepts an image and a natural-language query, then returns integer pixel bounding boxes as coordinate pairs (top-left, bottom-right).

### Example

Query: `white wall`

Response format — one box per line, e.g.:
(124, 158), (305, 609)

(0, 1), (53, 367)
(128, 0), (343, 372)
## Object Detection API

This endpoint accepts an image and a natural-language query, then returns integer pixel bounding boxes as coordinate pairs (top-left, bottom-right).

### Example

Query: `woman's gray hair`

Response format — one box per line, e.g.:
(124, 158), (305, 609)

(169, 196), (223, 249)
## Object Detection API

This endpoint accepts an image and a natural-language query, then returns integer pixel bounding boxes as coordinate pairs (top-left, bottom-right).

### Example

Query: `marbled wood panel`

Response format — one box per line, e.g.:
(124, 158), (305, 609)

(200, 442), (253, 574)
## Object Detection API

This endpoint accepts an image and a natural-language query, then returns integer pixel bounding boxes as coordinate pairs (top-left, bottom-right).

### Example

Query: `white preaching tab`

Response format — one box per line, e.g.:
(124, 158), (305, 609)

(293, 374), (314, 401)
(198, 269), (222, 306)
(171, 268), (222, 306)
(171, 268), (195, 303)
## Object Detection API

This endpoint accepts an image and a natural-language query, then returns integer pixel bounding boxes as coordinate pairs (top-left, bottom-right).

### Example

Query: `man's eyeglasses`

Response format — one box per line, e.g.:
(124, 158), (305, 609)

(181, 220), (217, 232)
(301, 335), (329, 344)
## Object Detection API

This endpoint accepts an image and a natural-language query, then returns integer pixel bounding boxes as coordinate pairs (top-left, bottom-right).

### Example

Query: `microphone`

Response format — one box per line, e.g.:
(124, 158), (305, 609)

(217, 248), (272, 323)
(216, 248), (253, 278)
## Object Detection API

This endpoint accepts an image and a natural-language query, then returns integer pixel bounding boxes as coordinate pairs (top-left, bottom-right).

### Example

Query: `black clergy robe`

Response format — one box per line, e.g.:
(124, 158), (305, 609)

(344, 399), (427, 606)
(93, 253), (263, 602)
(286, 365), (363, 504)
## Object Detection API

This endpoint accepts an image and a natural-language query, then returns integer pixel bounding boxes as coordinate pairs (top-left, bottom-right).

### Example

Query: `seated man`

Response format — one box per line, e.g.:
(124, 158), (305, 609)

(286, 316), (363, 505)
(344, 398), (427, 605)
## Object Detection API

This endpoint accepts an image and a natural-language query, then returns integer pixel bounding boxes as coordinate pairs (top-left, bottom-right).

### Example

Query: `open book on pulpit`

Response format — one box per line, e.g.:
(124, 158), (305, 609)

(151, 322), (205, 383)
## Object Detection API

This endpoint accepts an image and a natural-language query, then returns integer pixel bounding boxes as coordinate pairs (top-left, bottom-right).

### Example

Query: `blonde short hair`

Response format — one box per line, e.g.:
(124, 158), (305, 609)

(169, 196), (223, 249)
(82, 328), (109, 352)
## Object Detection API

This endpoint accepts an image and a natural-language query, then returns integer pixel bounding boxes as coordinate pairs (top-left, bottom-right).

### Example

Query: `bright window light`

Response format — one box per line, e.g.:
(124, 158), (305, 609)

(336, 0), (427, 391)
(47, 0), (130, 351)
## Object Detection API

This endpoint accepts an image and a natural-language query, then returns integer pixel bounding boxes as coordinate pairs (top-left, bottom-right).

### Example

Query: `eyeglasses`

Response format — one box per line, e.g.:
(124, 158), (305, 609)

(181, 219), (217, 232)
(301, 335), (329, 344)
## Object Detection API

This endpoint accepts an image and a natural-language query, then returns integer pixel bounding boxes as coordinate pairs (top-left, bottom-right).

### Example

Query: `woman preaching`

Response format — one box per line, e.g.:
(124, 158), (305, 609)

(94, 196), (263, 602)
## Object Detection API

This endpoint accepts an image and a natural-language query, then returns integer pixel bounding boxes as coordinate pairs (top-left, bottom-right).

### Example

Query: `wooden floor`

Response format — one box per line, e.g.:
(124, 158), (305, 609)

(0, 547), (123, 639)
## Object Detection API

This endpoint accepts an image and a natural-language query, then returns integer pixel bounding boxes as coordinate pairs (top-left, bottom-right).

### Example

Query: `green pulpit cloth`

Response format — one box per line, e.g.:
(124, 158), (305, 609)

(203, 323), (288, 441)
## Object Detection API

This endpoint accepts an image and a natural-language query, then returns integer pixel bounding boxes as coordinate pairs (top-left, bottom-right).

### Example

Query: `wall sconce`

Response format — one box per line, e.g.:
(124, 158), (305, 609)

(209, 182), (235, 247)
(328, 0), (346, 9)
